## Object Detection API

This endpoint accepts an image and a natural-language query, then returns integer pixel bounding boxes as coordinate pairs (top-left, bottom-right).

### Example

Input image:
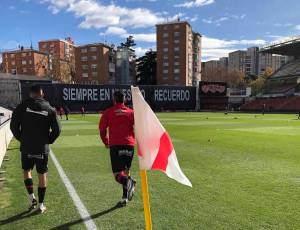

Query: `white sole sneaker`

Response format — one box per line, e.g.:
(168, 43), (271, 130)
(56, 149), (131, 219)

(38, 205), (47, 214)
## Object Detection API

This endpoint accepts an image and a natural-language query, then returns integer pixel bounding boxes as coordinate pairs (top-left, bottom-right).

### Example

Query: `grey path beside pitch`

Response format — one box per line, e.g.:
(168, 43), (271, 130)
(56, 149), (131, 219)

(50, 149), (98, 230)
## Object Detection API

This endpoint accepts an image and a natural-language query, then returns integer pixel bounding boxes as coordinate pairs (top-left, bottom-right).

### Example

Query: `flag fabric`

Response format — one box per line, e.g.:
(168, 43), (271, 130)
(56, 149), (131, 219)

(131, 86), (192, 187)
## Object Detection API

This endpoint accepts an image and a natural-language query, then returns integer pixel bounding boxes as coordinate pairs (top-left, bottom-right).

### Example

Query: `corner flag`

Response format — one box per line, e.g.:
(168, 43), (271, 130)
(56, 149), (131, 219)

(131, 86), (192, 187)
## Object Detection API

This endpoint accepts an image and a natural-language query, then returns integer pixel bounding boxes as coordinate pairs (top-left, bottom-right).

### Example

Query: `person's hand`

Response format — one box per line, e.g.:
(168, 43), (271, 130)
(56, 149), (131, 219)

(105, 144), (109, 149)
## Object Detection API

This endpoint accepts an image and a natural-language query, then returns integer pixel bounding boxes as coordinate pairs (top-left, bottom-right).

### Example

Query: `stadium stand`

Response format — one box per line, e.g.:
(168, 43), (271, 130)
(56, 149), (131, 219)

(241, 37), (300, 112)
(270, 58), (300, 79)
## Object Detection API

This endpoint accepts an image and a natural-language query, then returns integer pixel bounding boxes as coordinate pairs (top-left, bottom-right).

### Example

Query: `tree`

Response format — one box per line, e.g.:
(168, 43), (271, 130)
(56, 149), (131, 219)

(136, 50), (157, 85)
(249, 76), (265, 96)
(120, 36), (136, 49)
(263, 67), (273, 78)
(202, 66), (246, 88)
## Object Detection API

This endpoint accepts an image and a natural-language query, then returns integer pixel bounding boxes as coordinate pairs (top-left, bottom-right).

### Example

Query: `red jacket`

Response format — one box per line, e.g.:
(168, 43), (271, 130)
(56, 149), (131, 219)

(99, 103), (135, 147)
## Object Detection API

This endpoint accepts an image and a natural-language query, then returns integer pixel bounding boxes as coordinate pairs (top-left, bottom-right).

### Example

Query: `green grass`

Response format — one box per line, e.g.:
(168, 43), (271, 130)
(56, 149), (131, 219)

(1, 112), (300, 229)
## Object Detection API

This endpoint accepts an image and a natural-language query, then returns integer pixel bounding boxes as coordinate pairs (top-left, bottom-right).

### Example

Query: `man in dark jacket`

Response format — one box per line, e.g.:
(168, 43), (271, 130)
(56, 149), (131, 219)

(10, 85), (61, 213)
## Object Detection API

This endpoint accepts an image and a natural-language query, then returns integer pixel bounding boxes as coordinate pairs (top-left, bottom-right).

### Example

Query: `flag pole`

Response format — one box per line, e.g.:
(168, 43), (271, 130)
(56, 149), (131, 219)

(140, 170), (152, 230)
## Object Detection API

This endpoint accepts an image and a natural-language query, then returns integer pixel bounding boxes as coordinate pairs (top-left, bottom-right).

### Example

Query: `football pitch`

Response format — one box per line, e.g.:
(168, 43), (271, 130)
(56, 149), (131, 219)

(1, 112), (300, 229)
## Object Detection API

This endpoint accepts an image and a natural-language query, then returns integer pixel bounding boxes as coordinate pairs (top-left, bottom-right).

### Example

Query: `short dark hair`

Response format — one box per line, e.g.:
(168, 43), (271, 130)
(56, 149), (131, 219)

(113, 90), (124, 103)
(30, 85), (43, 94)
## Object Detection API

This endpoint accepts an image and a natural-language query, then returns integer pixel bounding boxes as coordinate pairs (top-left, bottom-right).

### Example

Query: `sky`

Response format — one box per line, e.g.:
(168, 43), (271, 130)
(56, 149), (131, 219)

(0, 0), (300, 61)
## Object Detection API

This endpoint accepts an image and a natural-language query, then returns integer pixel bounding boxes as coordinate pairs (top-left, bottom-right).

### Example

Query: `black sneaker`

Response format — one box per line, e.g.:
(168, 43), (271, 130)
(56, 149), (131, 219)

(29, 198), (38, 210)
(127, 178), (136, 201)
(119, 196), (128, 207)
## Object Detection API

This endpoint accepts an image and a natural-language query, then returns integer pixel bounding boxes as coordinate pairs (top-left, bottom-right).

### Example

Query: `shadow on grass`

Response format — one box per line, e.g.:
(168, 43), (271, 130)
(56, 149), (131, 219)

(50, 203), (123, 230)
(0, 209), (40, 225)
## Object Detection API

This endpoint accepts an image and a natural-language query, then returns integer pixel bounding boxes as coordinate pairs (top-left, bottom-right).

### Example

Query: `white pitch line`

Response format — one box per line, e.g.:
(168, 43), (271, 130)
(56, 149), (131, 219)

(50, 149), (98, 230)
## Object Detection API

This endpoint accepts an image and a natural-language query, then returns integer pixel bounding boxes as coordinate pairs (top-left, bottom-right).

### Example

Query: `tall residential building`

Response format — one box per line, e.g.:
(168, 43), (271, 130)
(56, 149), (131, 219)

(258, 53), (287, 75)
(228, 50), (246, 73)
(75, 43), (115, 85)
(1, 47), (49, 77)
(156, 20), (202, 86)
(245, 47), (259, 76)
(219, 57), (229, 69)
(115, 46), (136, 85)
(38, 37), (75, 83)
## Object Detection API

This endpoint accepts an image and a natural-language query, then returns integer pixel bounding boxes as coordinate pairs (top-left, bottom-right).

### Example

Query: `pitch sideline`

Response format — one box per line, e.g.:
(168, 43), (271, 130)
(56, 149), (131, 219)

(49, 149), (98, 230)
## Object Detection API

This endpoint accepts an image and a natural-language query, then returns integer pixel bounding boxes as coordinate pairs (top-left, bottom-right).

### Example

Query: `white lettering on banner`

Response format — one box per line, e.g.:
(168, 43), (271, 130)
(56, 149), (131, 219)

(154, 89), (190, 102)
(63, 87), (146, 102)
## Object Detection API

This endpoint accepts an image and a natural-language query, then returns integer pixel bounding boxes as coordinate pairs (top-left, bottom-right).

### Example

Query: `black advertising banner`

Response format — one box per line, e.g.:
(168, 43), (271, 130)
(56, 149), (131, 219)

(21, 83), (196, 111)
(199, 81), (227, 97)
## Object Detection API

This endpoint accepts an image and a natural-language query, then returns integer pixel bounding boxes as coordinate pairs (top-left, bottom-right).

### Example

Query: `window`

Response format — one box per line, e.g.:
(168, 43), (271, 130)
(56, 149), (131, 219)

(163, 48), (168, 52)
(89, 47), (97, 52)
(23, 68), (27, 73)
(82, 65), (88, 70)
(174, 32), (180, 37)
(92, 72), (98, 77)
(90, 56), (97, 61)
(174, 69), (180, 73)
(163, 55), (168, 60)
(174, 24), (180, 29)
(174, 47), (180, 52)
(42, 44), (47, 49)
(10, 54), (15, 58)
(163, 62), (169, 67)
(174, 75), (180, 81)
(163, 25), (168, 30)
(22, 60), (27, 65)
(163, 33), (169, 38)
(11, 69), (16, 74)
(163, 74), (168, 80)
(29, 60), (32, 65)
(81, 48), (88, 53)
(174, 39), (180, 44)
(81, 56), (88, 61)
(82, 73), (88, 78)
(174, 55), (180, 59)
(22, 53), (27, 57)
(174, 62), (179, 66)
(11, 61), (15, 65)
(50, 44), (54, 48)
(91, 64), (97, 71)
(163, 40), (169, 45)
(163, 69), (168, 74)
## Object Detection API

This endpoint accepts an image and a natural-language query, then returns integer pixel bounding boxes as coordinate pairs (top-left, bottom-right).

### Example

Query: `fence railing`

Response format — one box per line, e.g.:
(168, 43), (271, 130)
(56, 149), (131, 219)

(0, 108), (13, 168)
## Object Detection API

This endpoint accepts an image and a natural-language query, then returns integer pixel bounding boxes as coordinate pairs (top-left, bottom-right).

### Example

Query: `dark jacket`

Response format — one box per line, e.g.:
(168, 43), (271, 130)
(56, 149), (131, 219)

(10, 97), (61, 155)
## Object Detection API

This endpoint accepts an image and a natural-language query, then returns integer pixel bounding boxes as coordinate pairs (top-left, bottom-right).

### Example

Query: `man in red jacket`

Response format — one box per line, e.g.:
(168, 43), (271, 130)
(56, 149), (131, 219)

(99, 90), (136, 206)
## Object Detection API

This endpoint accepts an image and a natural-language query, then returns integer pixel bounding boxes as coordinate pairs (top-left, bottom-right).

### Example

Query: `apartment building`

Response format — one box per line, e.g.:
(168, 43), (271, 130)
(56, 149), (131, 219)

(228, 50), (246, 73)
(75, 43), (115, 85)
(156, 20), (202, 86)
(1, 47), (49, 77)
(259, 53), (288, 75)
(244, 47), (259, 77)
(38, 37), (75, 83)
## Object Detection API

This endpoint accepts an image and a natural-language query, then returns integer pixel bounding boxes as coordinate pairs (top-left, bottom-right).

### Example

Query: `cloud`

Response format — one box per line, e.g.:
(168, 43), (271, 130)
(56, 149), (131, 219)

(175, 0), (214, 8)
(202, 14), (246, 26)
(191, 16), (198, 22)
(274, 23), (293, 27)
(42, 0), (164, 29)
(135, 46), (155, 57)
(202, 36), (267, 61)
(100, 26), (127, 36)
(295, 25), (300, 30)
(202, 17), (228, 26)
(128, 33), (156, 43)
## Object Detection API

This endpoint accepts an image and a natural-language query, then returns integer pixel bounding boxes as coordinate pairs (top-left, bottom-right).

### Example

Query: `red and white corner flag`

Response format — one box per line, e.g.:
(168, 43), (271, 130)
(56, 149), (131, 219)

(131, 86), (192, 187)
